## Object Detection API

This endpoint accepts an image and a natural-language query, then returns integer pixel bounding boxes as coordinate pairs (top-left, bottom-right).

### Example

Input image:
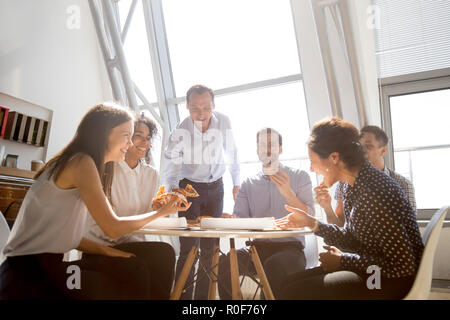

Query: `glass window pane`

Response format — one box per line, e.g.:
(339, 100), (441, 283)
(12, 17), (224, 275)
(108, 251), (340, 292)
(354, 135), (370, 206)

(216, 82), (310, 163)
(118, 1), (157, 103)
(394, 149), (450, 209)
(178, 103), (190, 124)
(205, 83), (310, 211)
(390, 88), (450, 149)
(162, 0), (301, 95)
(390, 88), (450, 209)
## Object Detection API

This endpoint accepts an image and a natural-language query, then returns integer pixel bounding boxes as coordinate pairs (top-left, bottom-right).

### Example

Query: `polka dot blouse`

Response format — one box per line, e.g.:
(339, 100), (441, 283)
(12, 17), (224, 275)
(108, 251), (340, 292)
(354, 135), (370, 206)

(315, 161), (424, 279)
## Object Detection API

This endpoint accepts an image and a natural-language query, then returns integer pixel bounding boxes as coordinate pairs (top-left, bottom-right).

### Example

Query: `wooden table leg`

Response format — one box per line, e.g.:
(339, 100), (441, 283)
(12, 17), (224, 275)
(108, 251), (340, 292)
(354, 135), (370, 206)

(229, 238), (243, 300)
(250, 245), (275, 300)
(170, 245), (198, 300)
(207, 239), (220, 300)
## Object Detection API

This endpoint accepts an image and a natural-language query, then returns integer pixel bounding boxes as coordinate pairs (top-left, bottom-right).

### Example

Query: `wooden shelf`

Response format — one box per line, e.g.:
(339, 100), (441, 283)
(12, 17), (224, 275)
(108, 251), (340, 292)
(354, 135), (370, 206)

(0, 167), (36, 179)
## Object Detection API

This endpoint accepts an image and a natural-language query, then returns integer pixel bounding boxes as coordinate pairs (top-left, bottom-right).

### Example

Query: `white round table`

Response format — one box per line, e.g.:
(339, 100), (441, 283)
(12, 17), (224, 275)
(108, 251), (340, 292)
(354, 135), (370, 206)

(135, 227), (312, 300)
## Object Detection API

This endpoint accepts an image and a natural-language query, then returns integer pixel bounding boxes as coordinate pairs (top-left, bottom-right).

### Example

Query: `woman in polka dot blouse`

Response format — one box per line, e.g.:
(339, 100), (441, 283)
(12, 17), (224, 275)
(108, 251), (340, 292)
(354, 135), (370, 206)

(276, 117), (424, 299)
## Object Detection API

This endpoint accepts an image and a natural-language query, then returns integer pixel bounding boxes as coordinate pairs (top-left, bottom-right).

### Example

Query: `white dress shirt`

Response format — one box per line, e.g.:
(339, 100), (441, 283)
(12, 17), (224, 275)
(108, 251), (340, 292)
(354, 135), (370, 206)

(163, 111), (240, 189)
(84, 161), (176, 248)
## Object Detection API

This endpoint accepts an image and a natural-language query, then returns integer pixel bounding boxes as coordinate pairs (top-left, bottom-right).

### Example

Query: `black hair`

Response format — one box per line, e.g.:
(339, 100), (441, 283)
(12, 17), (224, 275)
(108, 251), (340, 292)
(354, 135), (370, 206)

(35, 102), (135, 180)
(360, 125), (389, 147)
(308, 117), (365, 170)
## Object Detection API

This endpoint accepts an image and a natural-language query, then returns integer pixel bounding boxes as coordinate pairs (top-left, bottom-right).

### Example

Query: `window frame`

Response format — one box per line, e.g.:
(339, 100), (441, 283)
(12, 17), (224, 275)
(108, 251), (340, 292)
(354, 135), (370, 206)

(379, 68), (450, 219)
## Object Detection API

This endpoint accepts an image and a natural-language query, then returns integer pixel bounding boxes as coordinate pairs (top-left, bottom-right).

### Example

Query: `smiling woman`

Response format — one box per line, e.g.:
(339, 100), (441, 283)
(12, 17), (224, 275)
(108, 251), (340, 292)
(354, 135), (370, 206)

(105, 121), (134, 162)
(84, 112), (180, 299)
(276, 117), (424, 300)
(0, 103), (191, 300)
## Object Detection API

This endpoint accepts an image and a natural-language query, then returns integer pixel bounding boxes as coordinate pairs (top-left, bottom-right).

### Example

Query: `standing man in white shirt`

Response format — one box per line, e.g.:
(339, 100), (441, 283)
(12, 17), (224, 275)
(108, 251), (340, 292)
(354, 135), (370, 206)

(163, 84), (240, 300)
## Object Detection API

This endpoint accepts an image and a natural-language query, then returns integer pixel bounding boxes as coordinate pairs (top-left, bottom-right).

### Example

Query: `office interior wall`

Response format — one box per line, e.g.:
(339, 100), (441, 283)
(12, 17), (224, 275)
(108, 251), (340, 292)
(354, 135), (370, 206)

(291, 0), (381, 129)
(0, 0), (112, 160)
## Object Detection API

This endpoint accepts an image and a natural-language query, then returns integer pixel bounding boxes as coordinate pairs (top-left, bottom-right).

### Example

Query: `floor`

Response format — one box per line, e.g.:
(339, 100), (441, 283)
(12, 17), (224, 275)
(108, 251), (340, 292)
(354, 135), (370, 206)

(429, 279), (450, 300)
(429, 291), (450, 300)
(237, 277), (450, 300)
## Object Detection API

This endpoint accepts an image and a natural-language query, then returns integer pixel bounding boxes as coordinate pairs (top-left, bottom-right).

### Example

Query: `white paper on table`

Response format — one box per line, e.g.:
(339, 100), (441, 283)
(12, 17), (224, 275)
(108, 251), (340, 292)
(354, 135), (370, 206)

(143, 217), (187, 229)
(200, 217), (275, 230)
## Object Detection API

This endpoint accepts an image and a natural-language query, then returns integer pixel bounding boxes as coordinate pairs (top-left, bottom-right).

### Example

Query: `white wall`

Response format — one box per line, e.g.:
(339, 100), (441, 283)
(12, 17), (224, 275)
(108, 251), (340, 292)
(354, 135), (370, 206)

(291, 0), (381, 129)
(0, 0), (112, 161)
(347, 0), (381, 126)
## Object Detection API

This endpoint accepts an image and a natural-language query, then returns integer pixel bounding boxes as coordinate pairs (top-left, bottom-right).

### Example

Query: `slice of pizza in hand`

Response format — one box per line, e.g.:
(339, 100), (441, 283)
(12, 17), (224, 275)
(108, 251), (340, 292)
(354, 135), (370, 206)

(152, 184), (199, 210)
(172, 184), (200, 198)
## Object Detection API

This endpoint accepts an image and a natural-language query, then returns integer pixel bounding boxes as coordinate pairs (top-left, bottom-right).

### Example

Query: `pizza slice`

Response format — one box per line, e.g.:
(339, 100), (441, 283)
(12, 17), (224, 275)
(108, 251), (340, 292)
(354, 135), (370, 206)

(152, 184), (199, 210)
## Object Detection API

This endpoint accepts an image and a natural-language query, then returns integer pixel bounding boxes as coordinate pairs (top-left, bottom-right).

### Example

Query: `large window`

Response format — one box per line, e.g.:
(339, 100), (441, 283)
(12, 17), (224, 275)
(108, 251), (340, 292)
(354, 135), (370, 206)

(215, 83), (311, 211)
(162, 0), (301, 96)
(375, 0), (450, 216)
(118, 0), (157, 104)
(161, 0), (311, 211)
(117, 1), (162, 169)
(111, 1), (313, 214)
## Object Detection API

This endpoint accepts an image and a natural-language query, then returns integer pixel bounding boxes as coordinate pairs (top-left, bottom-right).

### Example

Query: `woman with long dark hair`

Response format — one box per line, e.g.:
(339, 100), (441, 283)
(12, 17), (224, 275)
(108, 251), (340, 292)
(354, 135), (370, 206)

(276, 117), (423, 299)
(85, 112), (177, 299)
(0, 103), (190, 299)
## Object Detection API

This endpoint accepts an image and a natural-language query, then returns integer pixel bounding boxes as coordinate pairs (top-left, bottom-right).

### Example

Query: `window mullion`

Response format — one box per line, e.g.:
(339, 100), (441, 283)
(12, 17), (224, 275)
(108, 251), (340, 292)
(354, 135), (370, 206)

(142, 0), (178, 132)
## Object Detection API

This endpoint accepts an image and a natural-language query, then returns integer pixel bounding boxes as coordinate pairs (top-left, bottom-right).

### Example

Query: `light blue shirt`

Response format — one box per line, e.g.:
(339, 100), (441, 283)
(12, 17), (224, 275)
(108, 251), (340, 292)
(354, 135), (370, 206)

(233, 164), (315, 245)
(163, 111), (240, 190)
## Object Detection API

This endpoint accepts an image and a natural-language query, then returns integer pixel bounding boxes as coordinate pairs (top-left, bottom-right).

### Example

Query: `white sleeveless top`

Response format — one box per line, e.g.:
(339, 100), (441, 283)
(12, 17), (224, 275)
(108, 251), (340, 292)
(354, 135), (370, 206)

(3, 168), (88, 257)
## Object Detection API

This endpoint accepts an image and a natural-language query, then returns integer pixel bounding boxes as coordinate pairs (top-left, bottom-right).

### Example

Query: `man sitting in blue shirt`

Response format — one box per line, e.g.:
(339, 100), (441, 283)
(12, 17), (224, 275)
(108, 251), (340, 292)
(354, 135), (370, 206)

(218, 128), (315, 299)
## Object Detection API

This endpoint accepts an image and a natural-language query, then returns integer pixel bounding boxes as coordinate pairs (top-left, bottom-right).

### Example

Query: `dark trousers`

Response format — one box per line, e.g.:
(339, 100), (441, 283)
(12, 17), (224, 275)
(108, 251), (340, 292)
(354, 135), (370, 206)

(218, 241), (306, 300)
(0, 242), (175, 300)
(280, 266), (415, 300)
(105, 241), (175, 299)
(175, 178), (224, 300)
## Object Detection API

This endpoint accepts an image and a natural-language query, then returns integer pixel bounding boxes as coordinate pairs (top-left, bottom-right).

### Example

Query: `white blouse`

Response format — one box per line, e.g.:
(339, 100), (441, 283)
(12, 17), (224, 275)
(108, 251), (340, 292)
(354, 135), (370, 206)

(84, 161), (175, 247)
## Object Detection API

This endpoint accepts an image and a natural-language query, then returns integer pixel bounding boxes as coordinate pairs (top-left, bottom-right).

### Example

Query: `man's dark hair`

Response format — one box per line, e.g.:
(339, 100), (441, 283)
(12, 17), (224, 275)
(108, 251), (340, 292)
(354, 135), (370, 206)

(186, 84), (215, 104)
(256, 128), (283, 146)
(360, 125), (389, 147)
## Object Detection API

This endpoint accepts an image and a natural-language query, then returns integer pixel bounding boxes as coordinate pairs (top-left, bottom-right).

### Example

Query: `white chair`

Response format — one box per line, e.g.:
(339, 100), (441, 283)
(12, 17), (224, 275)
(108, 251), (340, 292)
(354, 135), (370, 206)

(304, 234), (319, 269)
(404, 205), (450, 300)
(0, 211), (11, 265)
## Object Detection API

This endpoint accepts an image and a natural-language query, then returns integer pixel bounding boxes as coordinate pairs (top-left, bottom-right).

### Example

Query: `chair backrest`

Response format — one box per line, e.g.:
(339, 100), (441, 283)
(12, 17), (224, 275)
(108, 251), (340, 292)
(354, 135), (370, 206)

(404, 205), (449, 300)
(0, 211), (11, 265)
(304, 234), (319, 269)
